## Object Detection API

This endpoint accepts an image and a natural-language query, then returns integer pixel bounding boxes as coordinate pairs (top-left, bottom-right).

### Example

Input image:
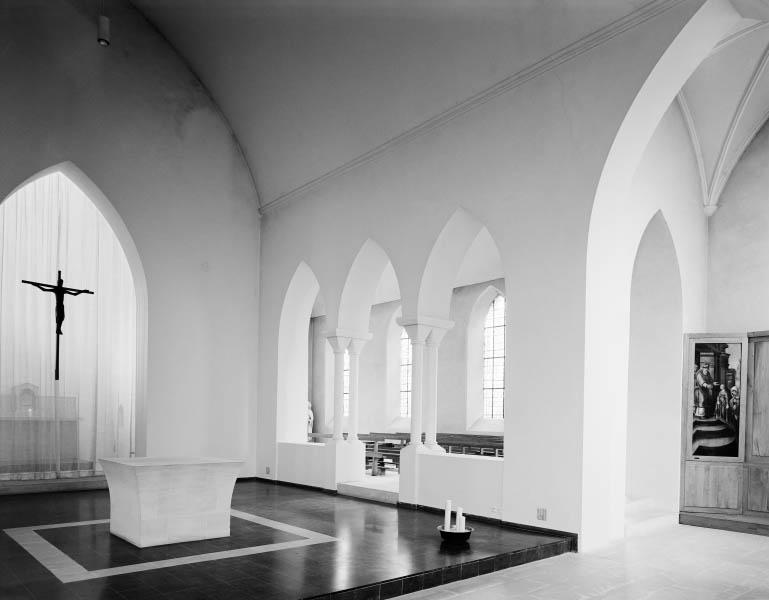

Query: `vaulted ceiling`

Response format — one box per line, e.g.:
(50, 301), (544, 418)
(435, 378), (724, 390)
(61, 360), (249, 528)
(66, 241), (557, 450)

(680, 15), (769, 213)
(130, 0), (653, 210)
(129, 1), (769, 214)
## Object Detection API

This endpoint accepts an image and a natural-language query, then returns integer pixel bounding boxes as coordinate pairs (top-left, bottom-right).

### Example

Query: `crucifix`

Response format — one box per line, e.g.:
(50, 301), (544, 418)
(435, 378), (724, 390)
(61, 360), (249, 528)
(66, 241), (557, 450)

(21, 271), (94, 381)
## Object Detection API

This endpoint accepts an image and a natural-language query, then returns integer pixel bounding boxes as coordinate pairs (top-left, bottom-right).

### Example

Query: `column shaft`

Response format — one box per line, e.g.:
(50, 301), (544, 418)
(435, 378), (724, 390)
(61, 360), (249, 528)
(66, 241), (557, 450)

(423, 340), (439, 449)
(332, 349), (346, 440)
(348, 342), (364, 441)
(410, 339), (425, 447)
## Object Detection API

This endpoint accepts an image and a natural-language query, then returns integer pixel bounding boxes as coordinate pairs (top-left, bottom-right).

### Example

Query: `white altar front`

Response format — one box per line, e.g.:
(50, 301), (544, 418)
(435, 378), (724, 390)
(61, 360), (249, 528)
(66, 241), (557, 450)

(99, 457), (243, 548)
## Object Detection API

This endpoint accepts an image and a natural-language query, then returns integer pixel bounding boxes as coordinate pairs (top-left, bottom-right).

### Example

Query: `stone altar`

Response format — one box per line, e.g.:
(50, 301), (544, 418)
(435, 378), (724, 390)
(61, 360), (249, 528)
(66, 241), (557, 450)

(99, 456), (243, 548)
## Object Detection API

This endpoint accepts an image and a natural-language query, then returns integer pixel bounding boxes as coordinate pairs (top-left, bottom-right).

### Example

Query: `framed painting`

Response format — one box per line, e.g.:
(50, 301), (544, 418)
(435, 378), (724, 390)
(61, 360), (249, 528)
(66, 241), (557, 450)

(683, 334), (747, 462)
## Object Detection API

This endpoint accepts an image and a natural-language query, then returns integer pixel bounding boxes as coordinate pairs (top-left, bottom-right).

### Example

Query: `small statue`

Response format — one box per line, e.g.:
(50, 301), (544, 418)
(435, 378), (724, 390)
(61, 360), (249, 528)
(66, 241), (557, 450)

(307, 401), (314, 439)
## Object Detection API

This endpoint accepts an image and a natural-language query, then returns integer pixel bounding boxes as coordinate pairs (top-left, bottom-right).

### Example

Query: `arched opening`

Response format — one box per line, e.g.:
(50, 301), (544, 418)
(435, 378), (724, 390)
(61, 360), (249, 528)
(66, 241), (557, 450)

(276, 261), (322, 445)
(583, 1), (742, 549)
(626, 212), (683, 531)
(399, 209), (506, 511)
(0, 165), (145, 481)
(335, 240), (402, 490)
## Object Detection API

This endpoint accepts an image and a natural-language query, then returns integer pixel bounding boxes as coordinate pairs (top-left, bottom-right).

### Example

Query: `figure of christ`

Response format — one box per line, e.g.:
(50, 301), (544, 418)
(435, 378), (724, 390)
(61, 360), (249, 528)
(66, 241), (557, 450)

(21, 270), (94, 380)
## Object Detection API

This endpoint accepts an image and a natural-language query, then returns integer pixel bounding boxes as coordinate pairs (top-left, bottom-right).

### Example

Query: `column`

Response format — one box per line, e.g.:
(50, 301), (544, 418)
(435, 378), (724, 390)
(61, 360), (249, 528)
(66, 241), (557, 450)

(403, 324), (430, 449)
(424, 327), (449, 453)
(326, 335), (350, 442)
(347, 338), (367, 444)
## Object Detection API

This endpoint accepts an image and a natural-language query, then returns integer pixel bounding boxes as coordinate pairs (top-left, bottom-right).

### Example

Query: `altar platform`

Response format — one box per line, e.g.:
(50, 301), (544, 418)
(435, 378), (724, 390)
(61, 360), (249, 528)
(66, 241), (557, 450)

(0, 479), (575, 600)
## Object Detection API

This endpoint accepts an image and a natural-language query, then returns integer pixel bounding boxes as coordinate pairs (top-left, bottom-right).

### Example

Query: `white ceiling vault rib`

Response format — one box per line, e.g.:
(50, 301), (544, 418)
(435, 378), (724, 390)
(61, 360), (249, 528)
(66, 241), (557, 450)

(708, 38), (769, 210)
(711, 19), (769, 54)
(676, 91), (709, 207)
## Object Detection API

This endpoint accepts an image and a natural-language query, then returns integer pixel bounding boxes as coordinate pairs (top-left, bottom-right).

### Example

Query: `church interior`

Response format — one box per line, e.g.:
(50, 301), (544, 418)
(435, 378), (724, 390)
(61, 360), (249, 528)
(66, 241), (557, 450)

(5, 0), (769, 598)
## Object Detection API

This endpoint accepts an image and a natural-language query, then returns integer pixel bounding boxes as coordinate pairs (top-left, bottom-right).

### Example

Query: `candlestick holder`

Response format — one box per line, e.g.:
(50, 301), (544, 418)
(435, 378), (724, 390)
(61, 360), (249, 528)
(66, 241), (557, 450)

(437, 525), (473, 545)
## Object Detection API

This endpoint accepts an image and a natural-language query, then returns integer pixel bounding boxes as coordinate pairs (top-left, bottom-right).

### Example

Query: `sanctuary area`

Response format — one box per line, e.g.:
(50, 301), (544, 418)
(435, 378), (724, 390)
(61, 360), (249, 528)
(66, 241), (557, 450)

(5, 1), (769, 599)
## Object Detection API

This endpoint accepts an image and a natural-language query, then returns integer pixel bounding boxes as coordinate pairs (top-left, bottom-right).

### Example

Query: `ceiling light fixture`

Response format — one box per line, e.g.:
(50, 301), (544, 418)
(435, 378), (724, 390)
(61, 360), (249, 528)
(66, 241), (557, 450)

(97, 0), (110, 48)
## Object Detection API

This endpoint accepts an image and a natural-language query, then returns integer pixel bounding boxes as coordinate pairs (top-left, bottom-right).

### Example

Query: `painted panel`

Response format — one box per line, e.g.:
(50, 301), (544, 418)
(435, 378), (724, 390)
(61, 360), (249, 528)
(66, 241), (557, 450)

(684, 462), (741, 510)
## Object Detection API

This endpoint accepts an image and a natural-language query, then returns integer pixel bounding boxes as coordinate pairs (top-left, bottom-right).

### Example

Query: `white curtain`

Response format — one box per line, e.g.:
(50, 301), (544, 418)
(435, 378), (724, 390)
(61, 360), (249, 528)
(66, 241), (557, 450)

(0, 172), (136, 480)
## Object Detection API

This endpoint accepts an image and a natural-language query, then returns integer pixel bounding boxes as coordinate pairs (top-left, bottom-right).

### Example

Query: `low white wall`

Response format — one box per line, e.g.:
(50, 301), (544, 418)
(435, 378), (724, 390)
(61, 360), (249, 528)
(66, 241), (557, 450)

(413, 453), (504, 519)
(276, 442), (333, 490)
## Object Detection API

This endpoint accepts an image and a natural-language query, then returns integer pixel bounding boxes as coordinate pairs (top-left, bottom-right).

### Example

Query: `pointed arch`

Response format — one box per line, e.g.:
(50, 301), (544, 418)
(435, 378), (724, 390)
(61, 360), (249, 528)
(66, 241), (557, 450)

(417, 208), (502, 321)
(276, 261), (322, 443)
(626, 211), (683, 515)
(337, 239), (400, 336)
(582, 1), (741, 550)
(2, 161), (149, 456)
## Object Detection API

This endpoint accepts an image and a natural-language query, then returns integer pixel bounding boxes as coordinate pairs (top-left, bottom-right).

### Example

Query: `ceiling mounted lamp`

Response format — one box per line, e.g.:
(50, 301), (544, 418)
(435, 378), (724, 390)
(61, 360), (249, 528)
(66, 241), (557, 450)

(97, 2), (110, 48)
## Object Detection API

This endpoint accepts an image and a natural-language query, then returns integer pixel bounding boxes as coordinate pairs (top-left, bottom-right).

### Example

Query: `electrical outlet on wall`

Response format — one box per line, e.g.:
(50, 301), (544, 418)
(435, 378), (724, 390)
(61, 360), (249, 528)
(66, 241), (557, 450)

(536, 507), (547, 521)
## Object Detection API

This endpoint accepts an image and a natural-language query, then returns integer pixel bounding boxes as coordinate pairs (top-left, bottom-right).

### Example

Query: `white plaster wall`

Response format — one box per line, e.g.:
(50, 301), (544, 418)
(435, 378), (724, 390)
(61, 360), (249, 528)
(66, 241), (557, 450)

(626, 214), (683, 512)
(414, 454), (504, 519)
(0, 2), (260, 470)
(708, 120), (769, 332)
(276, 442), (333, 490)
(257, 1), (705, 541)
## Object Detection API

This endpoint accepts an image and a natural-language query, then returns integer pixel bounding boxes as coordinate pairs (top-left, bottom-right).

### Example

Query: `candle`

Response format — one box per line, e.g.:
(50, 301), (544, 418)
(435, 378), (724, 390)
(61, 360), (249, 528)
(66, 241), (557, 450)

(456, 507), (464, 532)
(444, 500), (452, 530)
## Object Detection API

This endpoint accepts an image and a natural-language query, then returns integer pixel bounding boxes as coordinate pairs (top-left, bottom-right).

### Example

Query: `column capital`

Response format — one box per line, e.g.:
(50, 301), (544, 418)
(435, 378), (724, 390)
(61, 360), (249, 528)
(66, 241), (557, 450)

(326, 335), (351, 354)
(398, 316), (454, 346)
(347, 337), (368, 356)
(399, 323), (431, 345)
(426, 326), (450, 348)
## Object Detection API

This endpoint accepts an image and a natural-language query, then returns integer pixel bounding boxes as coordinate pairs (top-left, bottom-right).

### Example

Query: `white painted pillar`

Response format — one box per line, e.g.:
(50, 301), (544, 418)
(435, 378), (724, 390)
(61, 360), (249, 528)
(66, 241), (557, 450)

(326, 336), (350, 442)
(403, 324), (430, 449)
(424, 327), (449, 453)
(347, 338), (367, 443)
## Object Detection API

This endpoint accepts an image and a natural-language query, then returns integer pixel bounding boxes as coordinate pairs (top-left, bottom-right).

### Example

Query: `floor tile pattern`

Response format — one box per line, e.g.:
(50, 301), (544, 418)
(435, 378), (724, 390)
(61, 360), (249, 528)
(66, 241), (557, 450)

(399, 519), (769, 600)
(0, 479), (570, 599)
(37, 516), (304, 570)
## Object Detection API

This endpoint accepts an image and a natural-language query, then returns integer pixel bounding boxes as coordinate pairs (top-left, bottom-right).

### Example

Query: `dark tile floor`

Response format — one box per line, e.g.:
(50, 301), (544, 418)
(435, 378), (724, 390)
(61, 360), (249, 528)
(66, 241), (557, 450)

(0, 480), (573, 600)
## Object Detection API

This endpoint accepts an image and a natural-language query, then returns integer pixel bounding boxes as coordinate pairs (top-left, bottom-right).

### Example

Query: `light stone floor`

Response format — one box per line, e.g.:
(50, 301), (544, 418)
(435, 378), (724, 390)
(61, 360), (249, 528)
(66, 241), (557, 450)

(401, 520), (769, 600)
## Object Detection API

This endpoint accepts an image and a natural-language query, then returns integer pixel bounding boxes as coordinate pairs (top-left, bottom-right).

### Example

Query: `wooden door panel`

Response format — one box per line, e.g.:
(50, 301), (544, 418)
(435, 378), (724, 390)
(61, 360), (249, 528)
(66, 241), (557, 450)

(752, 341), (769, 457)
(684, 461), (741, 511)
(747, 466), (769, 512)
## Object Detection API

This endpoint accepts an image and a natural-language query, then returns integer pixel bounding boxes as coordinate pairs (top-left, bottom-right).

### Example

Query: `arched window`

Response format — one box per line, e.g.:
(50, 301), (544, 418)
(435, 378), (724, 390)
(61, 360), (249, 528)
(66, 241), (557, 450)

(0, 170), (137, 478)
(400, 328), (412, 417)
(343, 349), (350, 417)
(483, 295), (505, 419)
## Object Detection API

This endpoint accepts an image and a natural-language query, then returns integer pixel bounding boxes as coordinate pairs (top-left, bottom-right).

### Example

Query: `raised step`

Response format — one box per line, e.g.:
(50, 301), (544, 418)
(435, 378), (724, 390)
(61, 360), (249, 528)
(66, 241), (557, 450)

(338, 478), (399, 505)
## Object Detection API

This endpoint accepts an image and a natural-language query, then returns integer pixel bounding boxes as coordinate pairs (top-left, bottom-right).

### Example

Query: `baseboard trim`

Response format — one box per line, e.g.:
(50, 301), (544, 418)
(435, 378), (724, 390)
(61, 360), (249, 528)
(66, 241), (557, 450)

(244, 475), (337, 495)
(680, 511), (769, 538)
(0, 476), (107, 496)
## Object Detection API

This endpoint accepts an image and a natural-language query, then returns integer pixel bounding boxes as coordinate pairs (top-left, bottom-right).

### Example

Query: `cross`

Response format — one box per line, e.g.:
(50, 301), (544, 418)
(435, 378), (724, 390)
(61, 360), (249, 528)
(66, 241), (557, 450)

(21, 271), (94, 381)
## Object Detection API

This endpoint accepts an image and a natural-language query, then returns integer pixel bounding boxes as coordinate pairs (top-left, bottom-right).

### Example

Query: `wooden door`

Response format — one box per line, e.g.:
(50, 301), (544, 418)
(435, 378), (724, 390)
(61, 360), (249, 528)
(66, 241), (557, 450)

(746, 335), (769, 514)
